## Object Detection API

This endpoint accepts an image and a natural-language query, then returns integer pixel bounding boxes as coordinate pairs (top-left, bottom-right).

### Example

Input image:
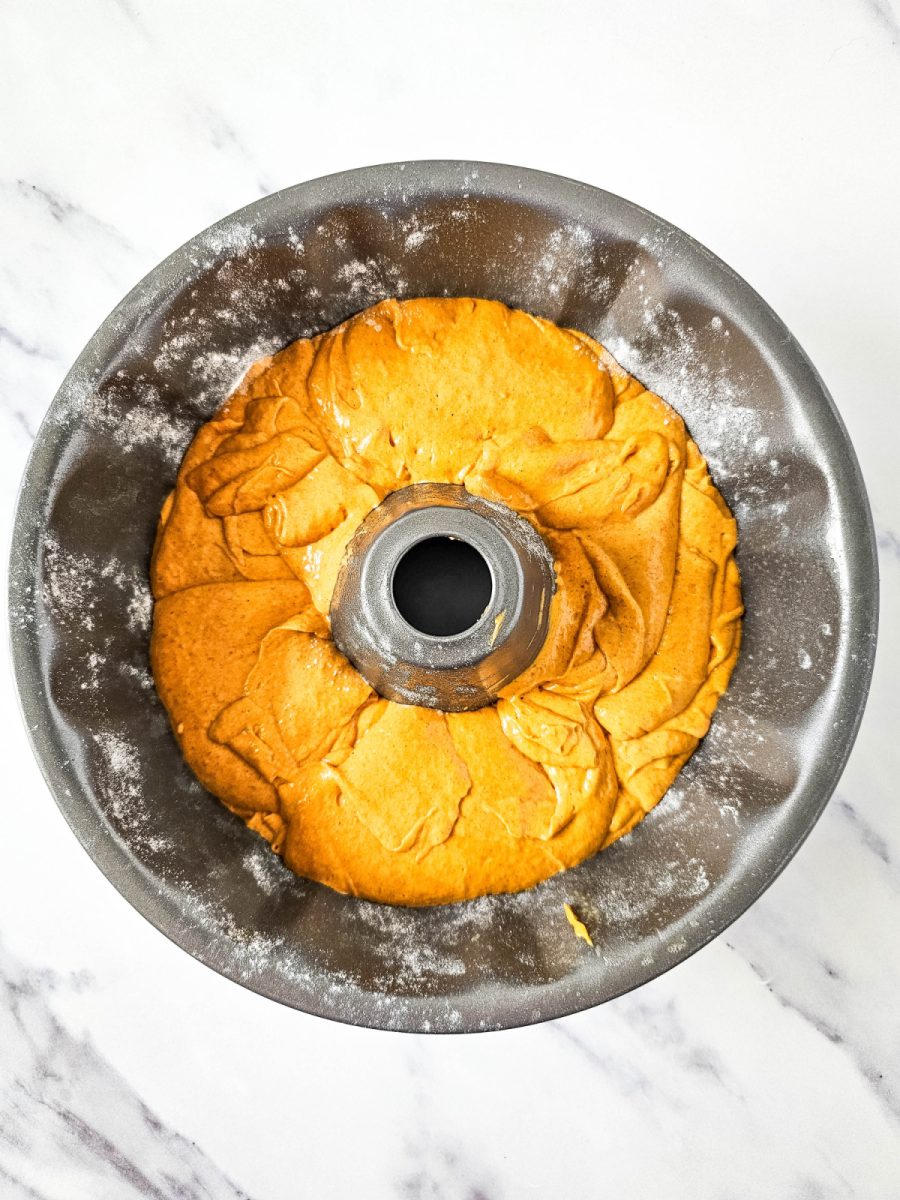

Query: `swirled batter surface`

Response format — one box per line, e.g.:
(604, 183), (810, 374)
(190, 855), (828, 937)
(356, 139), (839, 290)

(150, 297), (742, 905)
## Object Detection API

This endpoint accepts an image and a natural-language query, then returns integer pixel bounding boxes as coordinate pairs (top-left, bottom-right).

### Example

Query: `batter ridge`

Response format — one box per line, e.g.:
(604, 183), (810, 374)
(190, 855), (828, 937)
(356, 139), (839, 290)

(150, 297), (742, 904)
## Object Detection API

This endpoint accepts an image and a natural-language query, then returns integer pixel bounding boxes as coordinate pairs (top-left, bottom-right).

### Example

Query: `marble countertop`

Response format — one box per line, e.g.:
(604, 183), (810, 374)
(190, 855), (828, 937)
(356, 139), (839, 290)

(2, 1), (898, 1196)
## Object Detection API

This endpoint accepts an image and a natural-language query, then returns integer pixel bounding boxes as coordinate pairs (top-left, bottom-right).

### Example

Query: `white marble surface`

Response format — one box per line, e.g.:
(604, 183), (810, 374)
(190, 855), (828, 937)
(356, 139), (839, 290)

(1, 1), (899, 1196)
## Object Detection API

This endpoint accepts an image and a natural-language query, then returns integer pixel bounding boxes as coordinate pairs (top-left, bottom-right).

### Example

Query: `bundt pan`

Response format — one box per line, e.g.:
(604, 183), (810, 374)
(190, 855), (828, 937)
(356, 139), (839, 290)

(9, 162), (878, 1032)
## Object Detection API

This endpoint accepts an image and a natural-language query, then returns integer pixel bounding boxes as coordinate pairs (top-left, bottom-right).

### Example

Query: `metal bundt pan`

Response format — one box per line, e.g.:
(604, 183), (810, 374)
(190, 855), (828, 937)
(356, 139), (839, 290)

(8, 162), (878, 1032)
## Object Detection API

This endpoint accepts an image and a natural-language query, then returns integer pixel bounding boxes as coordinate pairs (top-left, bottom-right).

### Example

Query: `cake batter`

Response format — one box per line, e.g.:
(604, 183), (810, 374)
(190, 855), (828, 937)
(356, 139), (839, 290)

(150, 297), (742, 905)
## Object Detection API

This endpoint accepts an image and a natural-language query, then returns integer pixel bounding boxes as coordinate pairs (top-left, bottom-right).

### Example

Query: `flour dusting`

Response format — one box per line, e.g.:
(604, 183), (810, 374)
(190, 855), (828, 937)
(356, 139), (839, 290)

(92, 730), (172, 854)
(604, 307), (761, 490)
(42, 539), (151, 638)
(52, 377), (194, 467)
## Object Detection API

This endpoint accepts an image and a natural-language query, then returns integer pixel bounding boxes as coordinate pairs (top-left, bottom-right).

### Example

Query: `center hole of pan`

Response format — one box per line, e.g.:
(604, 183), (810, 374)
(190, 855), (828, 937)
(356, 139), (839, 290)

(392, 536), (493, 637)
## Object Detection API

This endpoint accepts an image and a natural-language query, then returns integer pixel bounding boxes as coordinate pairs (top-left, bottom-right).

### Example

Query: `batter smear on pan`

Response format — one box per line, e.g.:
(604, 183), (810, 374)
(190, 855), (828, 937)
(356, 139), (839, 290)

(150, 298), (742, 904)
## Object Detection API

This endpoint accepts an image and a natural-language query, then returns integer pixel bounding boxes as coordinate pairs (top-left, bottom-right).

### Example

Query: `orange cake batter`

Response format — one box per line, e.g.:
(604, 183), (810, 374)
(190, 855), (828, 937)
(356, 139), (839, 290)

(150, 297), (742, 905)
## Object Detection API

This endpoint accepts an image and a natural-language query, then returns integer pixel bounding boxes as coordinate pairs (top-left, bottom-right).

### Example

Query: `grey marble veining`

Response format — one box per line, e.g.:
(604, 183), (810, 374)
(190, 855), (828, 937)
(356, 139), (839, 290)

(1, 0), (899, 1195)
(0, 941), (251, 1199)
